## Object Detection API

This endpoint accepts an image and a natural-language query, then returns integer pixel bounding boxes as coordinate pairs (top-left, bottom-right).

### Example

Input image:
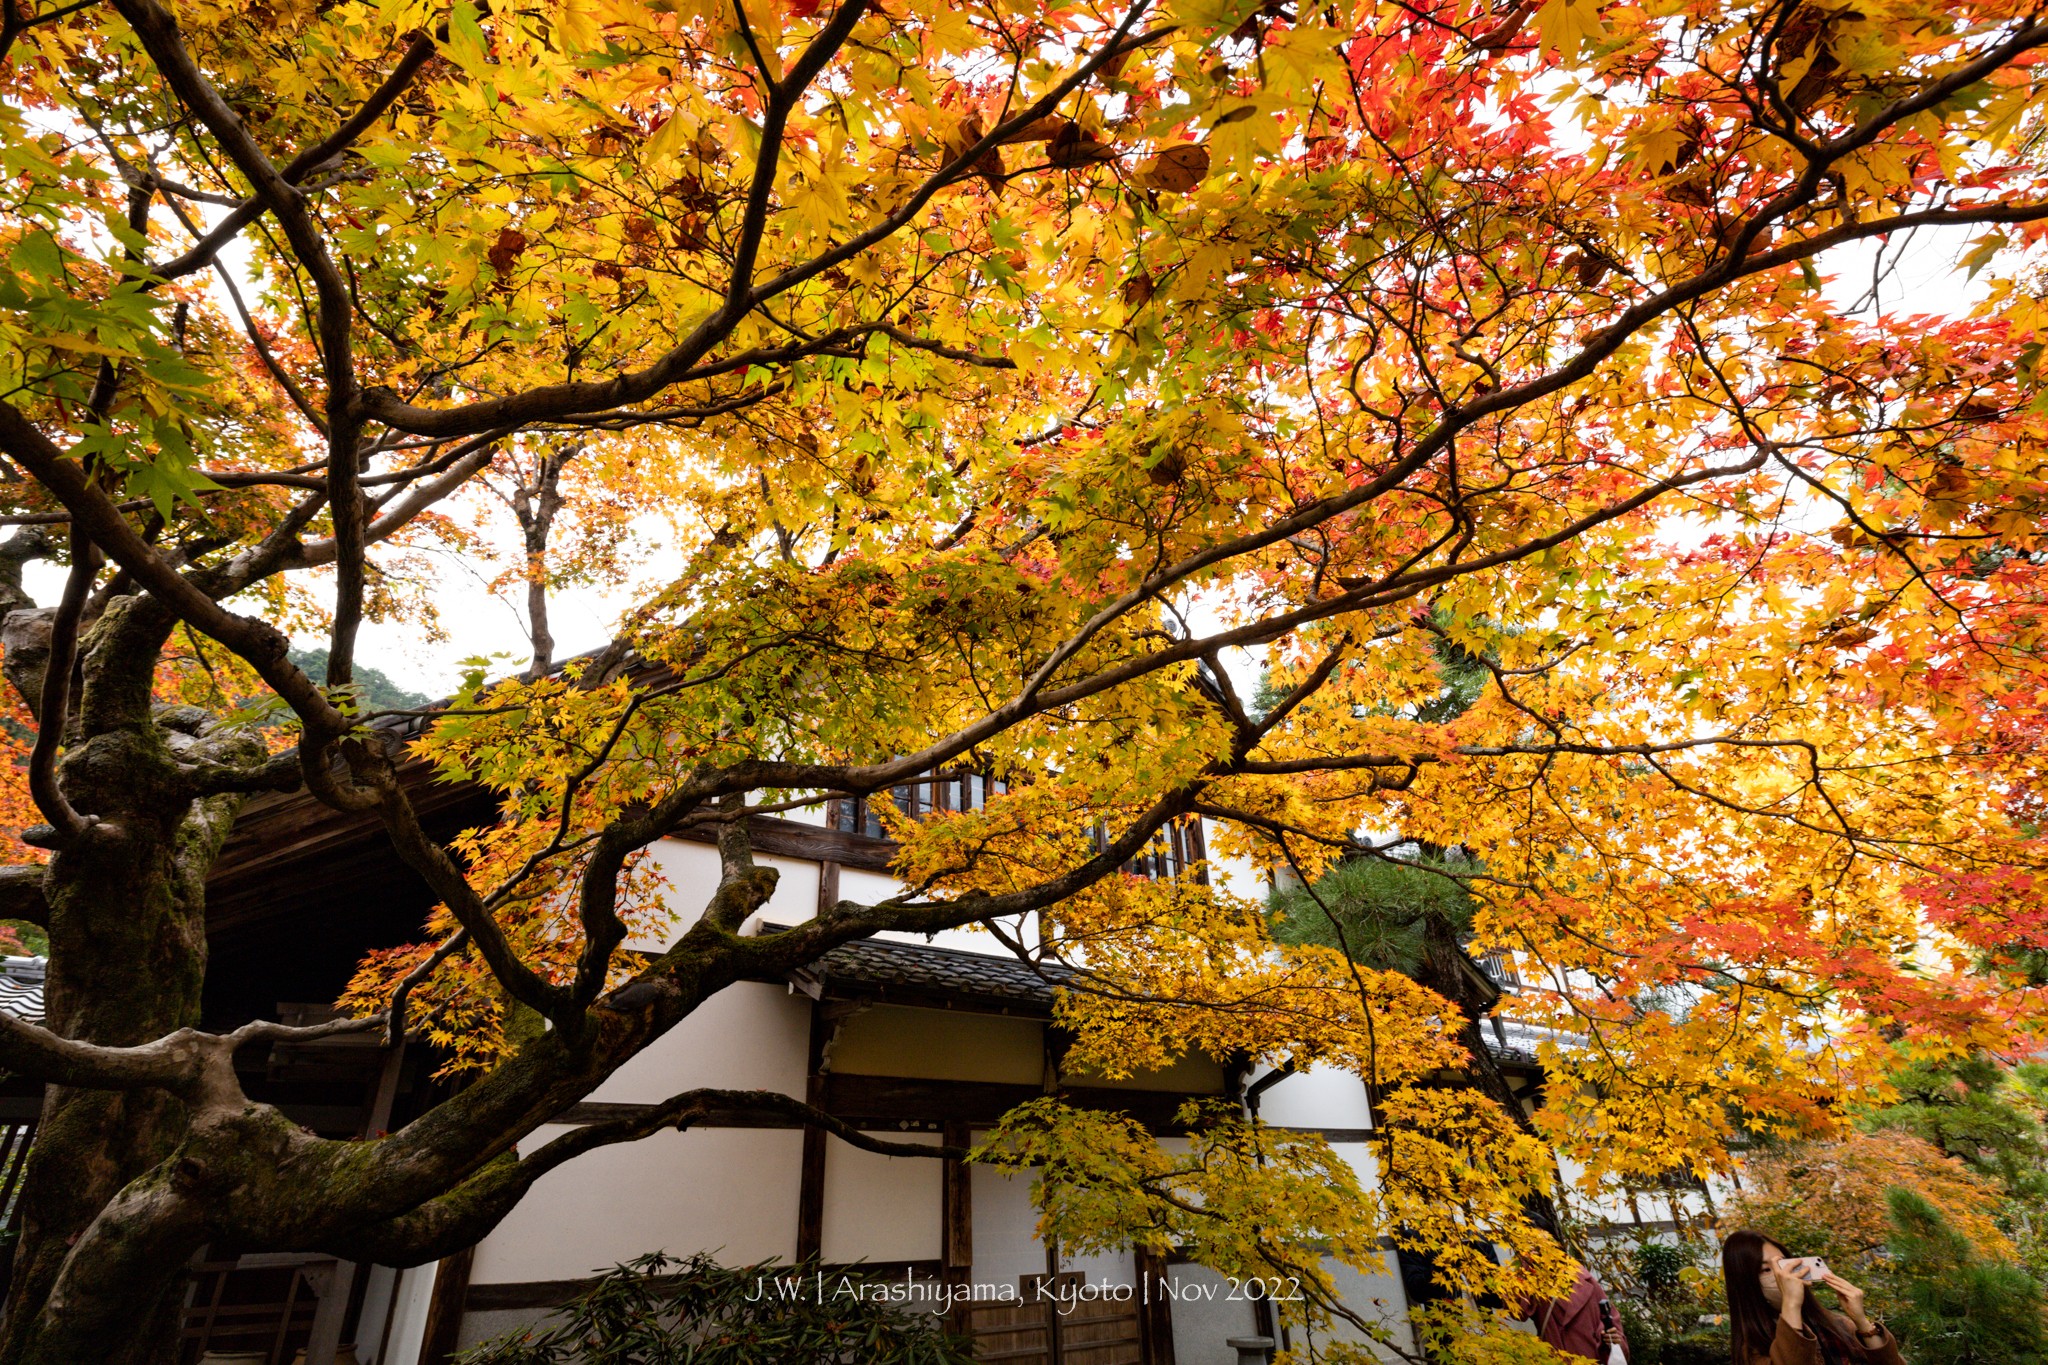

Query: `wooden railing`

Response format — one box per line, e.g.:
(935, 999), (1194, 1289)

(179, 1252), (335, 1365)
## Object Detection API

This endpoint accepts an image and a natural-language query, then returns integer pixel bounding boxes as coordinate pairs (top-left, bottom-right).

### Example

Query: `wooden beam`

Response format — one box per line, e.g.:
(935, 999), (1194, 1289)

(941, 1119), (973, 1338)
(822, 1075), (1216, 1133)
(669, 818), (896, 873)
(1135, 1248), (1176, 1365)
(555, 1097), (810, 1128)
(207, 746), (898, 938)
(465, 1261), (947, 1313)
(555, 1078), (1223, 1136)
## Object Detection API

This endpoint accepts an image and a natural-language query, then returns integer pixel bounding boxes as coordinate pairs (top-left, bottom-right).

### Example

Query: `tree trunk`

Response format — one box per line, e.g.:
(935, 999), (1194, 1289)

(0, 597), (252, 1365)
(1414, 914), (1563, 1240)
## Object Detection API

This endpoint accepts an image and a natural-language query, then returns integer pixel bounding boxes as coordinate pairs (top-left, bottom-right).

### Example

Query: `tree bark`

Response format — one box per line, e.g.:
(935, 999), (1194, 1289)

(509, 448), (565, 678)
(0, 596), (255, 1365)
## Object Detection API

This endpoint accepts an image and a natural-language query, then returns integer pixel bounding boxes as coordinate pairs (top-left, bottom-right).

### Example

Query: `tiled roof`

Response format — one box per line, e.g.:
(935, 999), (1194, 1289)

(789, 935), (1074, 1015)
(0, 958), (45, 1025)
(1485, 1017), (1569, 1065)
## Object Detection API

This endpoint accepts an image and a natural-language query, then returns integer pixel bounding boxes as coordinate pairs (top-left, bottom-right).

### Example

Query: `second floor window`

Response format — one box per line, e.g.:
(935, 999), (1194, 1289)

(826, 780), (1205, 882)
(1098, 817), (1207, 882)
(827, 771), (1010, 840)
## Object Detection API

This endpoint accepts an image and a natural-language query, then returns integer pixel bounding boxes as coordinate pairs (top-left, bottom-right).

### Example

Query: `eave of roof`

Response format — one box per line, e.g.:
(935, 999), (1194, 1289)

(0, 958), (45, 1025)
(782, 935), (1073, 1017)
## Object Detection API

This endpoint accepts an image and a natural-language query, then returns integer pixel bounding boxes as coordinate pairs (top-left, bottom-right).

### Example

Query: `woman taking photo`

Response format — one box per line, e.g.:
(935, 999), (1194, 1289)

(1721, 1230), (1903, 1364)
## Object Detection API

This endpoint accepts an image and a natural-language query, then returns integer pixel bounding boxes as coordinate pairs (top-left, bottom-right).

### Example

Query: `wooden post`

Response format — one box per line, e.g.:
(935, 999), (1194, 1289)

(941, 1121), (972, 1335)
(307, 1040), (409, 1365)
(796, 1001), (829, 1262)
(417, 1245), (474, 1365)
(1135, 1249), (1175, 1365)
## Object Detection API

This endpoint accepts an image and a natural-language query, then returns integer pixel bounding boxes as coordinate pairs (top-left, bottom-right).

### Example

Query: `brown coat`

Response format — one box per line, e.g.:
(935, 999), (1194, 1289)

(1736, 1310), (1906, 1365)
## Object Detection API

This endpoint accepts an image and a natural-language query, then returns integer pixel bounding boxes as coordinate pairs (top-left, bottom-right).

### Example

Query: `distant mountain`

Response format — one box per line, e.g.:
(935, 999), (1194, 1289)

(288, 647), (432, 715)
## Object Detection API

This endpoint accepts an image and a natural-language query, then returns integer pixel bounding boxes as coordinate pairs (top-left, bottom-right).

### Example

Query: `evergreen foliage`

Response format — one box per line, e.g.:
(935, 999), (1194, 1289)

(1885, 1188), (2048, 1365)
(1268, 855), (1478, 978)
(286, 647), (431, 716)
(1871, 1055), (2048, 1199)
(456, 1253), (975, 1365)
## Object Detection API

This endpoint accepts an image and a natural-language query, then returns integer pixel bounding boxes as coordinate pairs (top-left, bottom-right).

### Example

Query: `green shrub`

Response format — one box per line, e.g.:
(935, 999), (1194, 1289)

(456, 1252), (976, 1365)
(1633, 1243), (1686, 1300)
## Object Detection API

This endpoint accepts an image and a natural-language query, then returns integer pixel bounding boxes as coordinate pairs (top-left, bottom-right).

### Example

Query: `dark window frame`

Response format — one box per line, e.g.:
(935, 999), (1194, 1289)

(827, 770), (1010, 840)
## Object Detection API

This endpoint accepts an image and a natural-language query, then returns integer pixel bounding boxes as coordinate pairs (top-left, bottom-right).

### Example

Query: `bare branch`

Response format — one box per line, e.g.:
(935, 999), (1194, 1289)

(148, 30), (440, 282)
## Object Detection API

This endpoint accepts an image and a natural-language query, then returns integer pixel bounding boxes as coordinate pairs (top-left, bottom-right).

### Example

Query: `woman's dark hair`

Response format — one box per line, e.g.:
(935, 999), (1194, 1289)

(1722, 1229), (1863, 1363)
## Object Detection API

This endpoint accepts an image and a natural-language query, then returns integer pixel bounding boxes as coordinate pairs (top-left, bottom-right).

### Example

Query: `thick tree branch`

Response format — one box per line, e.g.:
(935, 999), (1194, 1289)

(0, 1016), (212, 1091)
(0, 397), (360, 834)
(322, 1086), (963, 1265)
(180, 751), (304, 797)
(25, 534), (99, 844)
(0, 866), (48, 927)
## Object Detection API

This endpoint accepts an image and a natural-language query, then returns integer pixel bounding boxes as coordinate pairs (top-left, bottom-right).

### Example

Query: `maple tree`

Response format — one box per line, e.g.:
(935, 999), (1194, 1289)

(2, 0), (2048, 1359)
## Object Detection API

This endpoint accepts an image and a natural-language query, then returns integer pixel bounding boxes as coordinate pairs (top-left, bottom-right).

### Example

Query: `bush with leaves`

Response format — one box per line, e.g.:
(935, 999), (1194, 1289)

(1727, 1130), (2014, 1274)
(1884, 1189), (2047, 1365)
(1570, 1223), (1728, 1365)
(455, 1253), (976, 1365)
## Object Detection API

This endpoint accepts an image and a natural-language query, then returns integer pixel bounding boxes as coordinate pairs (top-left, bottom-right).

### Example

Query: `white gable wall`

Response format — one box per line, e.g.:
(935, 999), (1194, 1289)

(471, 1125), (806, 1284)
(584, 979), (809, 1106)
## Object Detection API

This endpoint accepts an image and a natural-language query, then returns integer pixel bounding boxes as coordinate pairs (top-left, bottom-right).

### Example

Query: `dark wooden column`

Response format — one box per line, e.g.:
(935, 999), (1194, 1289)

(941, 1120), (972, 1334)
(796, 999), (830, 1262)
(1135, 1248), (1175, 1365)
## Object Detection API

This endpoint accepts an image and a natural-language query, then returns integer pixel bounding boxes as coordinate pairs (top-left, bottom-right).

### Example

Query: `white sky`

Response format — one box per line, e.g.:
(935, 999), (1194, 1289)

(18, 222), (1992, 701)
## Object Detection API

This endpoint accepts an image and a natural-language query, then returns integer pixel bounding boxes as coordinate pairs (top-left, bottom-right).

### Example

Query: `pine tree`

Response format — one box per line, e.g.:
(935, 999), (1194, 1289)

(1886, 1188), (2047, 1365)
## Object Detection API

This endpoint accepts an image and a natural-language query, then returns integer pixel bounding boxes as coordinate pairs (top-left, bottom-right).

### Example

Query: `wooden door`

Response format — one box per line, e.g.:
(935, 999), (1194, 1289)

(965, 1272), (1145, 1365)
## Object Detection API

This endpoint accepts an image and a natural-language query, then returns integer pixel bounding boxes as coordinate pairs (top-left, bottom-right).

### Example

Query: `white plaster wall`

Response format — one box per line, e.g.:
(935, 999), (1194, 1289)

(468, 1126), (805, 1284)
(636, 839), (822, 945)
(353, 1264), (397, 1364)
(822, 869), (1029, 957)
(1165, 1263), (1261, 1365)
(375, 1263), (439, 1365)
(456, 1307), (554, 1354)
(1312, 1255), (1417, 1362)
(1327, 1139), (1387, 1202)
(903, 917), (1036, 954)
(1556, 1153), (1639, 1224)
(585, 979), (810, 1105)
(829, 1006), (1043, 1083)
(970, 1162), (1048, 1290)
(1252, 1065), (1373, 1131)
(1205, 830), (1267, 903)
(1059, 1247), (1136, 1290)
(839, 866), (909, 913)
(820, 1131), (943, 1264)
